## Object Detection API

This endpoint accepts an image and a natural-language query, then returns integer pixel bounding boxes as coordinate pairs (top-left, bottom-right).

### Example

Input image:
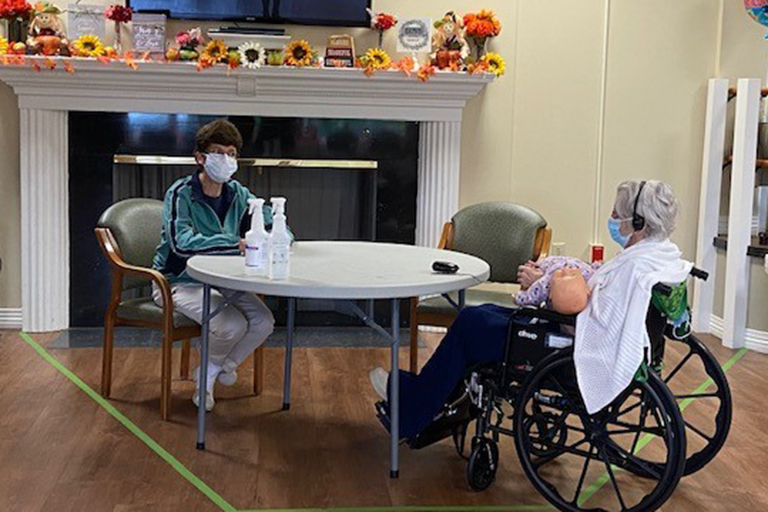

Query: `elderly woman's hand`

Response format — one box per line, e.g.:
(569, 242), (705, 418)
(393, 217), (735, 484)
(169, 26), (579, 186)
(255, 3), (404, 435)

(517, 262), (545, 291)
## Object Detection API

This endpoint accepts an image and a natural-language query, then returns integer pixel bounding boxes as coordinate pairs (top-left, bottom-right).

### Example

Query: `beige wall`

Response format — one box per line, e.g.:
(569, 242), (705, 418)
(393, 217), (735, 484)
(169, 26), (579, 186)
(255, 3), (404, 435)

(720, 0), (768, 81)
(0, 1), (730, 309)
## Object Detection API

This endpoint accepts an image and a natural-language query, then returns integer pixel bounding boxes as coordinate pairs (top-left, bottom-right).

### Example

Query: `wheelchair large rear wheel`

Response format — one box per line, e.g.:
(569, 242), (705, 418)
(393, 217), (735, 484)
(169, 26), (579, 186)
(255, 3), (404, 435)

(621, 333), (732, 477)
(514, 352), (686, 512)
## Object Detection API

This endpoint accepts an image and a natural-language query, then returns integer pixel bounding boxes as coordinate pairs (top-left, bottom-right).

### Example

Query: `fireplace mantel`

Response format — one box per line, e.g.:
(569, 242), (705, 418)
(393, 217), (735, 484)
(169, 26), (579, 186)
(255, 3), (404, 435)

(0, 57), (492, 122)
(0, 57), (491, 331)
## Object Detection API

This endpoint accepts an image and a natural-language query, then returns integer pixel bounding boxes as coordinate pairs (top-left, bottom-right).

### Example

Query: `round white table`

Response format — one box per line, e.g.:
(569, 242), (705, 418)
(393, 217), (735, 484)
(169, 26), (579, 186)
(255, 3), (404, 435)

(187, 241), (490, 478)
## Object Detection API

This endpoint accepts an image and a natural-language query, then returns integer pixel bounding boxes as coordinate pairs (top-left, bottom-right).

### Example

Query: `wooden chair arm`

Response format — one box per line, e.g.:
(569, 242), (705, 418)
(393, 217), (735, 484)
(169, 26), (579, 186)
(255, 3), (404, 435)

(95, 227), (174, 328)
(437, 222), (455, 250)
(533, 227), (552, 261)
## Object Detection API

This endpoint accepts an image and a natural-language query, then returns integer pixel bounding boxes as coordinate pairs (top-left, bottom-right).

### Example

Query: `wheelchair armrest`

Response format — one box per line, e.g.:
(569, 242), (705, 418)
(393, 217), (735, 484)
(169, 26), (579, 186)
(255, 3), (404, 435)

(513, 307), (577, 326)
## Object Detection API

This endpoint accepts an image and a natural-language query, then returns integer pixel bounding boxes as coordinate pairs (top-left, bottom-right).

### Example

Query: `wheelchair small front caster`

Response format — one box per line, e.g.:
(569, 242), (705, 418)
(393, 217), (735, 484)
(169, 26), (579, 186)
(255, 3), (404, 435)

(467, 437), (499, 491)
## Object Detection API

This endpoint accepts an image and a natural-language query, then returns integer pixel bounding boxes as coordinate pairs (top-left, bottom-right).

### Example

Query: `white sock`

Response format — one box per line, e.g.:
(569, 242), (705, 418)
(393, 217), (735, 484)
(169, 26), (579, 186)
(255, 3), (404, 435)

(196, 362), (222, 393)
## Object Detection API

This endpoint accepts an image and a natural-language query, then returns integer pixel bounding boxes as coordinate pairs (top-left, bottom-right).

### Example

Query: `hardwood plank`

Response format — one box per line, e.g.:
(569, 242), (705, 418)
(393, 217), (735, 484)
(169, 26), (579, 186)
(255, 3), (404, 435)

(0, 328), (766, 511)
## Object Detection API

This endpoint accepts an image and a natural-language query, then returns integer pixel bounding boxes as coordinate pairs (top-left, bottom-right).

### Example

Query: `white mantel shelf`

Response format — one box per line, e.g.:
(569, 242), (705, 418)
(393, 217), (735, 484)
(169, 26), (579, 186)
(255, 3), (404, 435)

(1, 56), (492, 331)
(0, 56), (494, 122)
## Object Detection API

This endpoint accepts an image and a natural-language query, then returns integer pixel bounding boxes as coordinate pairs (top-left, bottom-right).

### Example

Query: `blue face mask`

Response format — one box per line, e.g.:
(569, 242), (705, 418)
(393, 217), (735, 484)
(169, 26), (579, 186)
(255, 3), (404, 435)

(608, 217), (631, 248)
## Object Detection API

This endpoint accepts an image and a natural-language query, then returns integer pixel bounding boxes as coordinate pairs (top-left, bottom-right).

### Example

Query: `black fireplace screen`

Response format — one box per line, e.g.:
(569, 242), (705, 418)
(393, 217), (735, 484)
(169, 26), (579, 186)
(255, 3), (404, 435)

(69, 113), (419, 327)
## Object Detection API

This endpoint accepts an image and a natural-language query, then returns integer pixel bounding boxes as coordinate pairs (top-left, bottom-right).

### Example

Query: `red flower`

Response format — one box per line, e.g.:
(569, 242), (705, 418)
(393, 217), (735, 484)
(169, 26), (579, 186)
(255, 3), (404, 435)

(176, 31), (191, 47)
(105, 5), (132, 23)
(371, 12), (397, 31)
(0, 0), (32, 20)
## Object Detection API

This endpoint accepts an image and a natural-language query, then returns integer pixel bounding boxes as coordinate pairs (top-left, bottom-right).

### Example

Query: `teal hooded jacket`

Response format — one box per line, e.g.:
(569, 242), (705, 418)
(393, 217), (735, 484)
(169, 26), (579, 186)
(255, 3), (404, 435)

(152, 172), (290, 284)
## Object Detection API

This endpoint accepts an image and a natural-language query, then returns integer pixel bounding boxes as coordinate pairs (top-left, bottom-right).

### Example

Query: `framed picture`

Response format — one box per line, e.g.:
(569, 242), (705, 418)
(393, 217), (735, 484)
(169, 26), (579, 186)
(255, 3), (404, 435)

(397, 18), (432, 54)
(68, 4), (105, 41)
(132, 13), (166, 54)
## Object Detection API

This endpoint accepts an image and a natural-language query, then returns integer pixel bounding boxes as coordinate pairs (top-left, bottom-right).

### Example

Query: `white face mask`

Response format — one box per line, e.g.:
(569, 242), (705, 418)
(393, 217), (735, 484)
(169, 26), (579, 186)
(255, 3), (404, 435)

(203, 153), (238, 183)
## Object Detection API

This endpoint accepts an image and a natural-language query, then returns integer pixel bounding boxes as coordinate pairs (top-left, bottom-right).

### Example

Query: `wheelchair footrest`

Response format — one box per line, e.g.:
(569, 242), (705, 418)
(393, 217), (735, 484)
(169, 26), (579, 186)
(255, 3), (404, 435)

(407, 398), (475, 450)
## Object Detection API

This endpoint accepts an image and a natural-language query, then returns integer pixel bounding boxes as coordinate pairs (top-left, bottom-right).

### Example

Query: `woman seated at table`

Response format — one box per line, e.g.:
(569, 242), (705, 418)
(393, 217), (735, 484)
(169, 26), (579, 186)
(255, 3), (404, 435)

(370, 179), (692, 438)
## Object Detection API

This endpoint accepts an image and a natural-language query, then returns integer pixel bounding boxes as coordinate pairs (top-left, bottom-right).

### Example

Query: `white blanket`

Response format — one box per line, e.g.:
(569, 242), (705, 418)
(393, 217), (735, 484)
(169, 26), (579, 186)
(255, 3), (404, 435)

(574, 238), (692, 414)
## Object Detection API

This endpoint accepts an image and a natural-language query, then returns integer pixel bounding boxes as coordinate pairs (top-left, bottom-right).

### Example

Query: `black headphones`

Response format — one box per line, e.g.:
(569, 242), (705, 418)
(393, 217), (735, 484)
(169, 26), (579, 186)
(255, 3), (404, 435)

(632, 181), (647, 232)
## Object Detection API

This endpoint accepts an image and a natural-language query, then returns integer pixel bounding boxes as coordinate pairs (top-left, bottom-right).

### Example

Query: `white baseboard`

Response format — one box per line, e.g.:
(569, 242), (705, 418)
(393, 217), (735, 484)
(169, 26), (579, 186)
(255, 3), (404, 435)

(0, 308), (22, 329)
(709, 314), (768, 353)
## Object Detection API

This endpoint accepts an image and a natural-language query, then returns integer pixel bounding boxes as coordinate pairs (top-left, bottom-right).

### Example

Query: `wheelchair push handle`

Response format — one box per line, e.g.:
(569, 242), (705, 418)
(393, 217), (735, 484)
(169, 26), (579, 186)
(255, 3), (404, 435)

(653, 266), (709, 297)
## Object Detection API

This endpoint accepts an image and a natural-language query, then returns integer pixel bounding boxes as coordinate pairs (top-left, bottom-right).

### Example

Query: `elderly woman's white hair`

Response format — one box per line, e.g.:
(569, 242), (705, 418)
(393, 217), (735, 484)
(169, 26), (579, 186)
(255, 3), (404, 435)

(614, 180), (678, 239)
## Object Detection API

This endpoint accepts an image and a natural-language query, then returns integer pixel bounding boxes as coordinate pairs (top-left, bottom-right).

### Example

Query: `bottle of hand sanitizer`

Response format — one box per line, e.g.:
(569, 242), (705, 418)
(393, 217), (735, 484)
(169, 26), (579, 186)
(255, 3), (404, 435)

(245, 198), (269, 276)
(269, 197), (291, 280)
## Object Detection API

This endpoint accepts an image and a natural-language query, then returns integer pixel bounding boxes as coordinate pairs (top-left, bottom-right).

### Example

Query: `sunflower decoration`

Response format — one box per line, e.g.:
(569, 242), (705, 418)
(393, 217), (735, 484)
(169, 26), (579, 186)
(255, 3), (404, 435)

(284, 40), (313, 67)
(201, 39), (228, 64)
(365, 48), (391, 69)
(480, 52), (506, 77)
(72, 34), (105, 57)
(0, 37), (8, 56)
(238, 41), (265, 70)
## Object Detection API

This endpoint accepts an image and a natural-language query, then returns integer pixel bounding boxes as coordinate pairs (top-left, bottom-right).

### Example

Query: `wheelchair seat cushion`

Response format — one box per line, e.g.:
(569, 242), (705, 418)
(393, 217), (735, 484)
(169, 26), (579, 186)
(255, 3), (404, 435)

(416, 289), (516, 319)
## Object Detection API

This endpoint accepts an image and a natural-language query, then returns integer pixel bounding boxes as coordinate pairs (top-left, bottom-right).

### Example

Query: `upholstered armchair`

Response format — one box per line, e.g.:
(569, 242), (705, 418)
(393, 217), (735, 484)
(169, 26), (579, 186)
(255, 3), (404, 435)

(409, 202), (551, 372)
(95, 198), (264, 420)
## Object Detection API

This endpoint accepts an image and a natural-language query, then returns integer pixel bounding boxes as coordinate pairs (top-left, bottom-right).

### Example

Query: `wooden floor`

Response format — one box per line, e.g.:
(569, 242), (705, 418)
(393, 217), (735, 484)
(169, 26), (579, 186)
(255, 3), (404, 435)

(0, 328), (766, 511)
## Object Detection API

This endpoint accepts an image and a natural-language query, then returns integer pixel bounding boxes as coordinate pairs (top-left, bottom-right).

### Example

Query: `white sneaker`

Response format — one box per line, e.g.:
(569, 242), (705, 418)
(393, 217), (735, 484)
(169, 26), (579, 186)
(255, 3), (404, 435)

(217, 358), (237, 387)
(369, 367), (389, 401)
(193, 364), (220, 412)
(192, 387), (215, 412)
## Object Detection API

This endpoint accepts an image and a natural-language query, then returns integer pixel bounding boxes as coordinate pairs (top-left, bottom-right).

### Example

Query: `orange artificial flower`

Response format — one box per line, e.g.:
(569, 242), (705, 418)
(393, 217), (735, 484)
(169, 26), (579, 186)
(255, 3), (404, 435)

(391, 55), (415, 77)
(417, 63), (436, 82)
(464, 10), (502, 39)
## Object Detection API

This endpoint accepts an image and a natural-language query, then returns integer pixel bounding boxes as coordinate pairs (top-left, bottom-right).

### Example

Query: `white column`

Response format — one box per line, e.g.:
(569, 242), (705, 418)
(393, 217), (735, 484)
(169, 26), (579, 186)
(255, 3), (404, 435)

(20, 109), (69, 332)
(416, 121), (462, 248)
(722, 79), (761, 349)
(692, 79), (729, 333)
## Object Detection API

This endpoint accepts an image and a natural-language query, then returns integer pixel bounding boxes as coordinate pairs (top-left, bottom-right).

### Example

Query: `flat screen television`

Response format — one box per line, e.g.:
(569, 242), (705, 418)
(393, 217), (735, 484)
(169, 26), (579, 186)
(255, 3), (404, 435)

(127, 0), (372, 27)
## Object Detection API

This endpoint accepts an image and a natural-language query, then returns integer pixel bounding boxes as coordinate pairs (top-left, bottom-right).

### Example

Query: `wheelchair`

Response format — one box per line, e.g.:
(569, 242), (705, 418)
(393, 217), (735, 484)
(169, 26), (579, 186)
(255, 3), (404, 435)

(393, 267), (732, 512)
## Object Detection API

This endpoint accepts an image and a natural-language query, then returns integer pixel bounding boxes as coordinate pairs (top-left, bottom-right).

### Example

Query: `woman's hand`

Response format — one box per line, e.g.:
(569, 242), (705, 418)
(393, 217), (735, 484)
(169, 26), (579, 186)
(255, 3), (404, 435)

(239, 239), (247, 255)
(517, 263), (544, 290)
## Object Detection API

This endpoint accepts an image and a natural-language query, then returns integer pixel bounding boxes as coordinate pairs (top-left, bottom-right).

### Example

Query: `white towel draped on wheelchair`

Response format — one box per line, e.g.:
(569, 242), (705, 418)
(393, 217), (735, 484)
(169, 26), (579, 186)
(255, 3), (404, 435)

(574, 238), (693, 414)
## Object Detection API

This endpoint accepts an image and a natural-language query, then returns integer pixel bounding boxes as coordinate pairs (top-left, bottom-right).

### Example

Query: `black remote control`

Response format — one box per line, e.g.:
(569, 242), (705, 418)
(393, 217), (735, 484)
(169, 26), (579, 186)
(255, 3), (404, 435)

(432, 261), (459, 274)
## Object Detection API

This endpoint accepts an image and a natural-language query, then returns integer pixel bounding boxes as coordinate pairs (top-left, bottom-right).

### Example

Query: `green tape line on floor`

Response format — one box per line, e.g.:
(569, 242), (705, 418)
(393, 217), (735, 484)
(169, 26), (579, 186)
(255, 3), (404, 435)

(577, 347), (748, 507)
(20, 332), (237, 512)
(20, 332), (553, 512)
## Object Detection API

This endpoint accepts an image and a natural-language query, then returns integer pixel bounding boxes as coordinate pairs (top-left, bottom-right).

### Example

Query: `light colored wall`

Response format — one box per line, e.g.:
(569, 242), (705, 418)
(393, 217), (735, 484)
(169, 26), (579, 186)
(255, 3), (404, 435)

(0, 1), (728, 309)
(597, 0), (719, 261)
(720, 0), (768, 81)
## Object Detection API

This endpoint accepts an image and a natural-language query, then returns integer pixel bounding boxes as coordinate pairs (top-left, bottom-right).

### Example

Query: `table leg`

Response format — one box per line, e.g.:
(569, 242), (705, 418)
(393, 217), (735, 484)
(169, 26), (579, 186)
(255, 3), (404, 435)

(282, 297), (296, 411)
(390, 297), (400, 479)
(459, 289), (466, 310)
(196, 283), (211, 450)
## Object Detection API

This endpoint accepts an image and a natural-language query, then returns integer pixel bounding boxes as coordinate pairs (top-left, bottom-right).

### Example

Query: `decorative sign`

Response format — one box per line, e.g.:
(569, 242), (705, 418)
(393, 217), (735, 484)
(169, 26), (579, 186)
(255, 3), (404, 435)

(132, 13), (166, 54)
(68, 4), (105, 41)
(397, 18), (431, 54)
(324, 34), (355, 68)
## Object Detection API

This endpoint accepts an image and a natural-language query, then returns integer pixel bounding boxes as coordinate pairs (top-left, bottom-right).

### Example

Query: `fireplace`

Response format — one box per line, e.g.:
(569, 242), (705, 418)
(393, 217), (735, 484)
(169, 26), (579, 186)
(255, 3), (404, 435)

(0, 59), (491, 331)
(69, 112), (418, 327)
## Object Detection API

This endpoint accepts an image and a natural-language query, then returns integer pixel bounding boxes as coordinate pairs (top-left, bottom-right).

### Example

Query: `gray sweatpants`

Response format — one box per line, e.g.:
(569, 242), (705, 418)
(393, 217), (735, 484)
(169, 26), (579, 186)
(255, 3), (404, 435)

(152, 283), (275, 367)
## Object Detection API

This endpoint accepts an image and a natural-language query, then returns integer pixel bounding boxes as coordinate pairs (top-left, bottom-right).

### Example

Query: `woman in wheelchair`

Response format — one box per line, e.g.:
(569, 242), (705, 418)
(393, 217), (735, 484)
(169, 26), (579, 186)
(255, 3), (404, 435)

(370, 179), (691, 439)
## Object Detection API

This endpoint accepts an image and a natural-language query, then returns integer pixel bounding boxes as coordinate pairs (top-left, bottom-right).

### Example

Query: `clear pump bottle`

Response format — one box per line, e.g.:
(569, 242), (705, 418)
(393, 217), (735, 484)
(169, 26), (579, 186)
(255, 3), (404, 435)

(269, 197), (291, 280)
(245, 198), (269, 276)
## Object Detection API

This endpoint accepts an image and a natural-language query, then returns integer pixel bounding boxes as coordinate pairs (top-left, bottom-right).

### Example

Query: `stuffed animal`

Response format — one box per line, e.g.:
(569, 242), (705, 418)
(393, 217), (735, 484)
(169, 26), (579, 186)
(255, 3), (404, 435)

(26, 2), (69, 56)
(431, 11), (470, 69)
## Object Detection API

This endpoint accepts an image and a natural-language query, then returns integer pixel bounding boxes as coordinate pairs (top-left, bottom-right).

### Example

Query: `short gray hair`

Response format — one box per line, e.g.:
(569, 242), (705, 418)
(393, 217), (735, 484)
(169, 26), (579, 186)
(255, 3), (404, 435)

(614, 180), (678, 239)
